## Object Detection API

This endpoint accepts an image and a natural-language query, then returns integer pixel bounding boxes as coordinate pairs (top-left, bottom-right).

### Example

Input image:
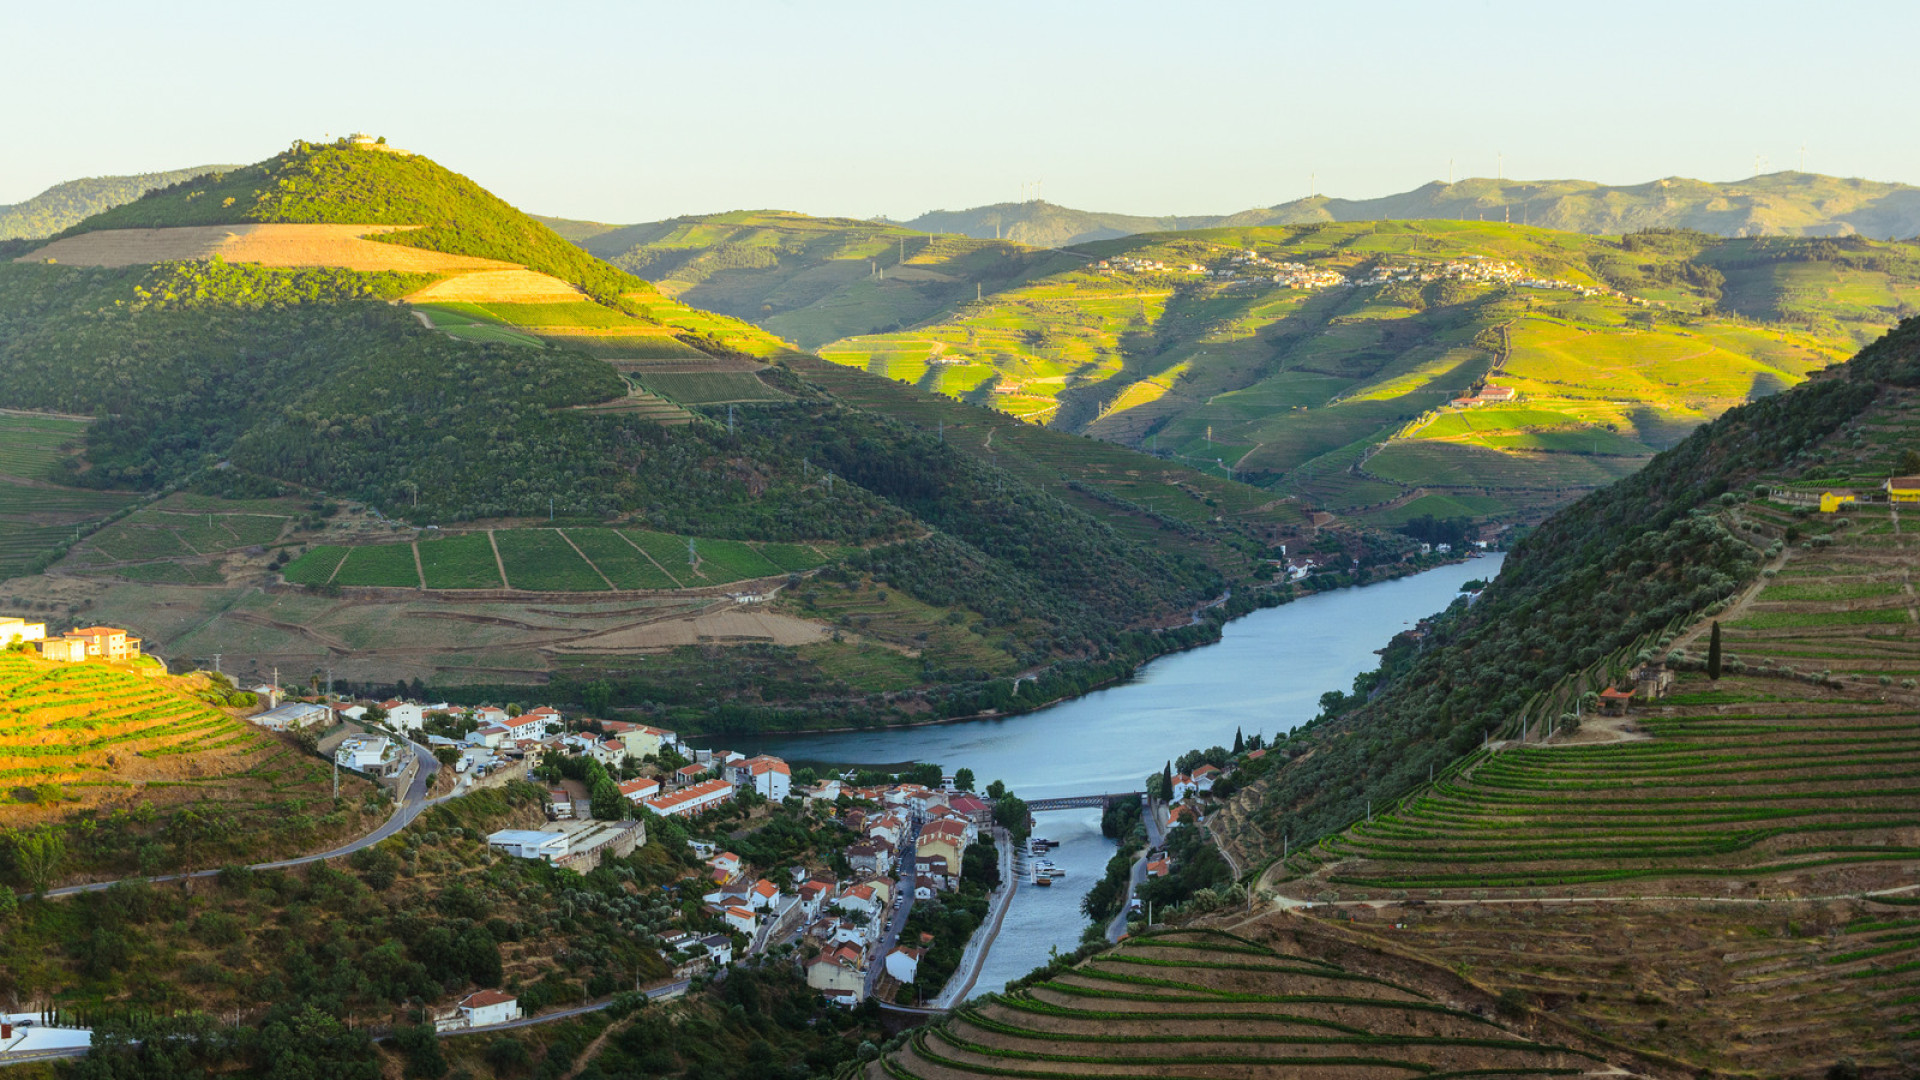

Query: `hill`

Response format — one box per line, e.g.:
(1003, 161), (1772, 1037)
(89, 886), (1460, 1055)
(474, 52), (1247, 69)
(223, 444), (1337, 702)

(0, 138), (1320, 734)
(0, 648), (381, 885)
(0, 165), (235, 241)
(879, 925), (1629, 1080)
(906, 172), (1920, 244)
(47, 138), (652, 307)
(572, 209), (1072, 349)
(818, 220), (1915, 525)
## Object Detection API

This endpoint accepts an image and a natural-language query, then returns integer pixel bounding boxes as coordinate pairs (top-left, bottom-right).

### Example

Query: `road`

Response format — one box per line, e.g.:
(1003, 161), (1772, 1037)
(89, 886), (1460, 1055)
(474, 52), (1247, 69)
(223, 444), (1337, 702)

(1108, 797), (1165, 942)
(932, 827), (1016, 1008)
(440, 978), (690, 1038)
(39, 737), (442, 899)
(866, 816), (921, 1000)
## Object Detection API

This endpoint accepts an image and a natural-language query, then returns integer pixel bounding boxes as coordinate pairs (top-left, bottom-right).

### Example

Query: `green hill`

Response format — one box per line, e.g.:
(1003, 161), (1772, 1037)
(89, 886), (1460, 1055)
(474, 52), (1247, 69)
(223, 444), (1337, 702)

(818, 220), (1917, 523)
(0, 139), (1319, 730)
(61, 137), (652, 306)
(573, 209), (1073, 349)
(905, 172), (1920, 243)
(0, 165), (237, 241)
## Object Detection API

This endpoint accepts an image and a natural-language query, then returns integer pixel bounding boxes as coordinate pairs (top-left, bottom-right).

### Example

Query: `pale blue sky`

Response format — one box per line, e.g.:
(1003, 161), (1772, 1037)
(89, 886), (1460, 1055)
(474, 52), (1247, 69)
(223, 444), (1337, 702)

(5, 0), (1916, 223)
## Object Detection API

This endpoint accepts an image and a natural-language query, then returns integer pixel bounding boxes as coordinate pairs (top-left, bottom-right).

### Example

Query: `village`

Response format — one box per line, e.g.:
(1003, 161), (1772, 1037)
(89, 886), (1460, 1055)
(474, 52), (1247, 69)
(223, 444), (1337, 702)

(239, 689), (1016, 1014)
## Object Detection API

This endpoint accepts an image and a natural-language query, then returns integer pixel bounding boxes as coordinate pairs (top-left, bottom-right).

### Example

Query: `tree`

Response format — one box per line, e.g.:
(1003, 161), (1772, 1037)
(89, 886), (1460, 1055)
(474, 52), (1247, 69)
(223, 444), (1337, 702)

(590, 777), (624, 821)
(12, 827), (66, 895)
(1232, 728), (1244, 755)
(582, 679), (614, 716)
(994, 794), (1030, 843)
(954, 768), (975, 792)
(985, 779), (1006, 800)
(433, 746), (458, 769)
(1162, 761), (1173, 799)
(1707, 620), (1723, 681)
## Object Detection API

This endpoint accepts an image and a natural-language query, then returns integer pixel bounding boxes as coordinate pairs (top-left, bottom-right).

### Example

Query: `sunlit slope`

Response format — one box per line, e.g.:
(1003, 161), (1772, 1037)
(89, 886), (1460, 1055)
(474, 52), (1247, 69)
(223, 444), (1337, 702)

(579, 209), (1075, 350)
(820, 220), (1903, 522)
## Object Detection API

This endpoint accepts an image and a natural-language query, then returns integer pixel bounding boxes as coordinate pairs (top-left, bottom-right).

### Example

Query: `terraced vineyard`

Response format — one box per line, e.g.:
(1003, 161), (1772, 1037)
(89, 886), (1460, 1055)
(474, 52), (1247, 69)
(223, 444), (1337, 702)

(876, 927), (1616, 1080)
(1285, 682), (1920, 896)
(0, 413), (142, 580)
(279, 528), (843, 592)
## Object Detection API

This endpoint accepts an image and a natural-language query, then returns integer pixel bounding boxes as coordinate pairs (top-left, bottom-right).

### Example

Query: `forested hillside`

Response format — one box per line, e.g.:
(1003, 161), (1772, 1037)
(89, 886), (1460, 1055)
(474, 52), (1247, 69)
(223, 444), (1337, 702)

(0, 165), (233, 240)
(1230, 315), (1918, 853)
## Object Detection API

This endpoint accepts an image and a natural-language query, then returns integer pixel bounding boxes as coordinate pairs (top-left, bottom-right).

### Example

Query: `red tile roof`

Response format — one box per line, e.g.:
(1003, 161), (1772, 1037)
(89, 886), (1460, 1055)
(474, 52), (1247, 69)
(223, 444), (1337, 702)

(461, 989), (516, 1008)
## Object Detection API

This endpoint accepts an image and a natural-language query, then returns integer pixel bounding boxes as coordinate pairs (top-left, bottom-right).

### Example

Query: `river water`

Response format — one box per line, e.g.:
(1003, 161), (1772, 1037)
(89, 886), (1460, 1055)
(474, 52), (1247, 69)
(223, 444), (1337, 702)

(748, 554), (1503, 993)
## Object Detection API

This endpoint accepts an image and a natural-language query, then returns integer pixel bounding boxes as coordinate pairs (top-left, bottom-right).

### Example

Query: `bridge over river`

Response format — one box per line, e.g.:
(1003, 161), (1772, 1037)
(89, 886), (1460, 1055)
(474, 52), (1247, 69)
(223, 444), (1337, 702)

(1023, 791), (1144, 812)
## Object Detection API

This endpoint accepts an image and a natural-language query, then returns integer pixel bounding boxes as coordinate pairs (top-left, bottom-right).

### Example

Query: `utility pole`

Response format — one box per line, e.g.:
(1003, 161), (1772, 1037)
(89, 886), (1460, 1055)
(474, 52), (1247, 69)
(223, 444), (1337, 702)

(1448, 158), (1454, 184)
(271, 666), (280, 708)
(1799, 144), (1806, 172)
(687, 537), (697, 567)
(211, 653), (222, 676)
(727, 405), (735, 435)
(549, 497), (554, 522)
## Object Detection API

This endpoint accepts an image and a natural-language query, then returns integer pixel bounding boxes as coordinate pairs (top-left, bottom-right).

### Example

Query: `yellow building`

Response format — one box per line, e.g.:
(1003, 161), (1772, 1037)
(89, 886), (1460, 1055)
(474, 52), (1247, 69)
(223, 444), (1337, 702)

(1819, 491), (1856, 513)
(63, 626), (141, 661)
(1887, 476), (1920, 504)
(1, 617), (47, 645)
(37, 638), (86, 662)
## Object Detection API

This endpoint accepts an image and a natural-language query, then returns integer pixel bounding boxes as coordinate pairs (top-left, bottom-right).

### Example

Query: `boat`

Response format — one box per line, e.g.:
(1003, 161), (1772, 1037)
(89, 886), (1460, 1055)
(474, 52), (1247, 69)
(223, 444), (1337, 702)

(1033, 875), (1052, 886)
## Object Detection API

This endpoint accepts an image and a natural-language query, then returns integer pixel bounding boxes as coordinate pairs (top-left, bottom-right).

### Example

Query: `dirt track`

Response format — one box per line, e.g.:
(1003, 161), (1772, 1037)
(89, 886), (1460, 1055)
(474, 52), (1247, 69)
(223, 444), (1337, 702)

(547, 608), (829, 651)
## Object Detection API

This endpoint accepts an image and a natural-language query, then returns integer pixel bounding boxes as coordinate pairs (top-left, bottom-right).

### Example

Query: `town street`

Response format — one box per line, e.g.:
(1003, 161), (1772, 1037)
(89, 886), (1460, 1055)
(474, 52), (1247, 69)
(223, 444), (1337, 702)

(865, 816), (921, 1000)
(1107, 798), (1165, 942)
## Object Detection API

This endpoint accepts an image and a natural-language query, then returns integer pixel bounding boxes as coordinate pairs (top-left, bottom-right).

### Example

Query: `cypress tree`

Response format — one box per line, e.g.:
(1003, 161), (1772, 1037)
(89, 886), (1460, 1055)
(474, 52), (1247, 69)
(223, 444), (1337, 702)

(1707, 621), (1723, 681)
(1232, 727), (1245, 755)
(1162, 760), (1173, 799)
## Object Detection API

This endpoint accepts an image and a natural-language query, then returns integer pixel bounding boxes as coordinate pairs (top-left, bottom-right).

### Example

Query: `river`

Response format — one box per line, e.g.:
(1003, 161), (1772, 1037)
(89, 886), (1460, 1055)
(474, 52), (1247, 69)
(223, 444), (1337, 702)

(748, 554), (1504, 993)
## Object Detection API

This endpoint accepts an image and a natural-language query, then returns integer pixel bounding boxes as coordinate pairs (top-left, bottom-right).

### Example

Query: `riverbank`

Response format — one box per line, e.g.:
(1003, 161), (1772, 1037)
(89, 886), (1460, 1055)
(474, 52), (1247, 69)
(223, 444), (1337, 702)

(682, 553), (1487, 742)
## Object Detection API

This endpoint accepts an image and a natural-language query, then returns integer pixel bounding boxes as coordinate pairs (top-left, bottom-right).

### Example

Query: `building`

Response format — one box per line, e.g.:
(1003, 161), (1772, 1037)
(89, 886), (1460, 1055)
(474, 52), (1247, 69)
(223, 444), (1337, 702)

(252, 702), (331, 731)
(1598, 686), (1635, 716)
(334, 734), (405, 776)
(1819, 491), (1857, 513)
(487, 828), (569, 862)
(487, 818), (645, 871)
(886, 946), (923, 986)
(63, 626), (140, 661)
(946, 793), (992, 826)
(457, 990), (520, 1028)
(0, 617), (47, 645)
(1190, 764), (1221, 792)
(1888, 476), (1920, 504)
(721, 904), (757, 935)
(617, 777), (661, 804)
(643, 777), (734, 818)
(806, 944), (867, 1005)
(748, 878), (780, 911)
(727, 755), (791, 800)
(1630, 663), (1674, 702)
(36, 637), (88, 663)
(675, 762), (709, 787)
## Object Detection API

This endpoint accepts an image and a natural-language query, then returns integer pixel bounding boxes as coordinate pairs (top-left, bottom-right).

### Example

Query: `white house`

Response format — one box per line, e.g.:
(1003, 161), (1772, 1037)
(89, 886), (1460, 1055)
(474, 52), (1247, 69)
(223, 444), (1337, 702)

(618, 777), (661, 804)
(487, 829), (569, 862)
(727, 755), (791, 800)
(700, 933), (734, 966)
(468, 725), (510, 749)
(457, 989), (520, 1028)
(748, 878), (780, 911)
(722, 904), (757, 935)
(885, 946), (923, 985)
(334, 734), (402, 775)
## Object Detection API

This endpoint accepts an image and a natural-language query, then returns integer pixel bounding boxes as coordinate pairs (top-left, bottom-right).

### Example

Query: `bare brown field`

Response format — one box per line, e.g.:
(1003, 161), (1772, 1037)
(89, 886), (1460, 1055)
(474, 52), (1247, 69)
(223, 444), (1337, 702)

(16, 224), (510, 272)
(402, 267), (585, 303)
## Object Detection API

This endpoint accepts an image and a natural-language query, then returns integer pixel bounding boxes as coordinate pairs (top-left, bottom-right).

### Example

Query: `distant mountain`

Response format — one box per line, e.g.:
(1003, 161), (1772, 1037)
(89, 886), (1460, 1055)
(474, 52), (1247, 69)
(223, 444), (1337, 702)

(904, 173), (1920, 243)
(902, 202), (1222, 248)
(0, 165), (236, 240)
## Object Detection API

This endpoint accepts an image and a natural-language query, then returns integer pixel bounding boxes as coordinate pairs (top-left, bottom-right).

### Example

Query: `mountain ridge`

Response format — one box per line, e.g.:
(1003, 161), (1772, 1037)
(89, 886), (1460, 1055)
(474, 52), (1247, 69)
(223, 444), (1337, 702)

(0, 164), (236, 240)
(888, 172), (1920, 248)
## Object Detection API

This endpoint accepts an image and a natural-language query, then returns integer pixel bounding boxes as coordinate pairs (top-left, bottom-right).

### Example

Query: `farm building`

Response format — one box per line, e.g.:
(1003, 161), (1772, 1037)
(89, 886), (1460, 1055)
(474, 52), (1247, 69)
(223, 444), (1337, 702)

(252, 702), (331, 731)
(35, 638), (87, 663)
(62, 627), (140, 661)
(1819, 491), (1857, 513)
(1886, 476), (1920, 503)
(433, 989), (519, 1032)
(1598, 686), (1635, 715)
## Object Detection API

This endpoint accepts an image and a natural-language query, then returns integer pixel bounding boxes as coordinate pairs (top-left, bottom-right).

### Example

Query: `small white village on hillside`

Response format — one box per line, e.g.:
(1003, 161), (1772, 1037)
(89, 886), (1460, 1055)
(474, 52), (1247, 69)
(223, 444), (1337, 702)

(1087, 249), (1652, 302)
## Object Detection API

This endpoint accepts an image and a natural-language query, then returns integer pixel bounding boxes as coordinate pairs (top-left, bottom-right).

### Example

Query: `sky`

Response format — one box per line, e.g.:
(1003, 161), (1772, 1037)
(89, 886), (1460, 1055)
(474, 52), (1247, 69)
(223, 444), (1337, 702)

(5, 0), (1918, 224)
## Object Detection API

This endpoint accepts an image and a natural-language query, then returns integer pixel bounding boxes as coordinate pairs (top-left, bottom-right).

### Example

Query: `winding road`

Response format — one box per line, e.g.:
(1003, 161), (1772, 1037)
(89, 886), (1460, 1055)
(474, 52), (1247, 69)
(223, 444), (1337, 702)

(38, 737), (443, 899)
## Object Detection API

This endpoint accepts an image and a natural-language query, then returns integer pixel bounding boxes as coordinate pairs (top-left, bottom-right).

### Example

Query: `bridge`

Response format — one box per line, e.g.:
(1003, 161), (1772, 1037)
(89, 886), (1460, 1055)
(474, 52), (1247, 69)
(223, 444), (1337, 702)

(1024, 791), (1145, 812)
